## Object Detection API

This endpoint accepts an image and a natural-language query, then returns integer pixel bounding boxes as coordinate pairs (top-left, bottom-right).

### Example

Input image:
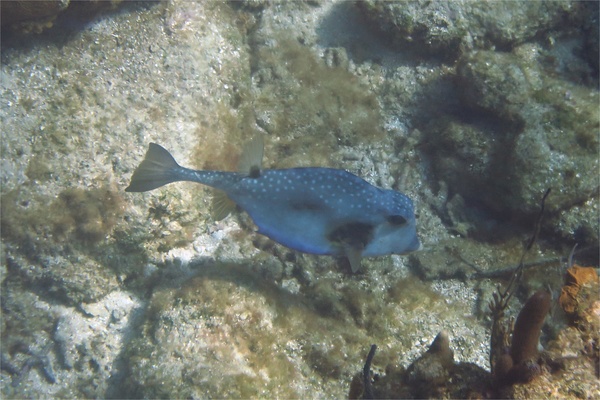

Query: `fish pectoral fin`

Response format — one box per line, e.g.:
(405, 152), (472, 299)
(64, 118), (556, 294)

(211, 189), (236, 221)
(343, 244), (363, 273)
(238, 135), (264, 178)
(327, 221), (372, 273)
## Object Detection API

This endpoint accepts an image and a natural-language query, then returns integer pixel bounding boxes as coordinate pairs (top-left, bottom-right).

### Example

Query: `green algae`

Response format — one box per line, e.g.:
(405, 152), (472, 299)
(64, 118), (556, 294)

(143, 192), (204, 254)
(54, 188), (125, 242)
(423, 42), (599, 246)
(2, 1), (597, 398)
(251, 35), (384, 168)
(1, 186), (125, 245)
(0, 185), (152, 303)
(124, 258), (481, 398)
(186, 31), (386, 174)
(534, 84), (599, 154)
(24, 155), (52, 182)
(0, 279), (55, 352)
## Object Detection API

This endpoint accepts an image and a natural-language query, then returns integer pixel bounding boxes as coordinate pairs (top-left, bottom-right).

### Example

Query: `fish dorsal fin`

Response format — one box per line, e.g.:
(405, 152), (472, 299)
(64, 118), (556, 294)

(238, 135), (264, 177)
(211, 189), (236, 221)
(344, 244), (363, 273)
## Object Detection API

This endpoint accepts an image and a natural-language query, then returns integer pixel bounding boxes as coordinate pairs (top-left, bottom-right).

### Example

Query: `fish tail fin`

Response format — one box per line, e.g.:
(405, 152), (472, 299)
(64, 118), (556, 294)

(125, 143), (182, 192)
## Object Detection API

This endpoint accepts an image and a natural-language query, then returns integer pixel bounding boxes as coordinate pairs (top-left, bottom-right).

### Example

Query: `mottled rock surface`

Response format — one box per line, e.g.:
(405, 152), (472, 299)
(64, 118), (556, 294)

(359, 0), (582, 58)
(422, 42), (598, 246)
(1, 0), (597, 398)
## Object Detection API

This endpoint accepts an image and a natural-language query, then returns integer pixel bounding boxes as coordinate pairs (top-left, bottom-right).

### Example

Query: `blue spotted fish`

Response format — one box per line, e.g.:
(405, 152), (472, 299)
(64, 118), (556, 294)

(125, 138), (420, 272)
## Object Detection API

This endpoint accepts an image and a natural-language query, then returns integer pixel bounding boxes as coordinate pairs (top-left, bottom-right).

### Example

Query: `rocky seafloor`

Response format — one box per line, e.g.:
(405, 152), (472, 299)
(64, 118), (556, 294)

(1, 1), (598, 398)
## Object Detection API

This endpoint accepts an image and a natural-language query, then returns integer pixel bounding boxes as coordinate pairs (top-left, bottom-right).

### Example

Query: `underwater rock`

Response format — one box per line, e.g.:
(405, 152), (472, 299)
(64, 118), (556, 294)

(123, 258), (492, 399)
(457, 50), (539, 123)
(1, 186), (126, 304)
(0, 1), (254, 396)
(407, 236), (551, 282)
(54, 291), (142, 380)
(248, 34), (385, 168)
(556, 201), (600, 252)
(0, 287), (142, 398)
(1, 1), (70, 33)
(426, 42), (599, 240)
(406, 331), (454, 390)
(358, 0), (581, 59)
(351, 332), (489, 399)
(4, 248), (120, 306)
(462, 47), (598, 215)
(124, 269), (361, 398)
(582, 2), (599, 75)
(1, 0), (124, 34)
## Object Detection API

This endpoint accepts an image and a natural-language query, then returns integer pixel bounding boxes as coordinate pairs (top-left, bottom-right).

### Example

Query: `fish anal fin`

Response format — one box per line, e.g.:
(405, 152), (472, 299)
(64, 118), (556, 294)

(211, 189), (236, 221)
(344, 244), (363, 273)
(238, 135), (264, 177)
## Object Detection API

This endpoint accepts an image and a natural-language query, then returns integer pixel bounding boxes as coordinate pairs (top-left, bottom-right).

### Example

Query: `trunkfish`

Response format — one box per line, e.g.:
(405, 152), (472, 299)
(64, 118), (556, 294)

(125, 137), (420, 272)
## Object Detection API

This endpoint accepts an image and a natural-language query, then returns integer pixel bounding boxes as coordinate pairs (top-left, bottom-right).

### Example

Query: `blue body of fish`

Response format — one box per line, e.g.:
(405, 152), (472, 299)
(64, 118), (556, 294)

(126, 141), (420, 271)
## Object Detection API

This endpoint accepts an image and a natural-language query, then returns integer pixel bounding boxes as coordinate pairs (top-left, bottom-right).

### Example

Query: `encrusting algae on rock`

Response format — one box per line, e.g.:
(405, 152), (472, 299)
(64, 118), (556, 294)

(1, 1), (598, 398)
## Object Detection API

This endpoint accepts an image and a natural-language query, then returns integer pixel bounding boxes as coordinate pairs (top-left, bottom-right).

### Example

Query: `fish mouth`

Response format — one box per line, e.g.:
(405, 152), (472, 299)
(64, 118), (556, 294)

(405, 236), (421, 253)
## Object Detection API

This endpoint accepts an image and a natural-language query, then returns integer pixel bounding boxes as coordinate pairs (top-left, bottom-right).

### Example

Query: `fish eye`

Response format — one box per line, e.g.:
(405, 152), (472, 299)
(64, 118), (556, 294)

(387, 215), (407, 226)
